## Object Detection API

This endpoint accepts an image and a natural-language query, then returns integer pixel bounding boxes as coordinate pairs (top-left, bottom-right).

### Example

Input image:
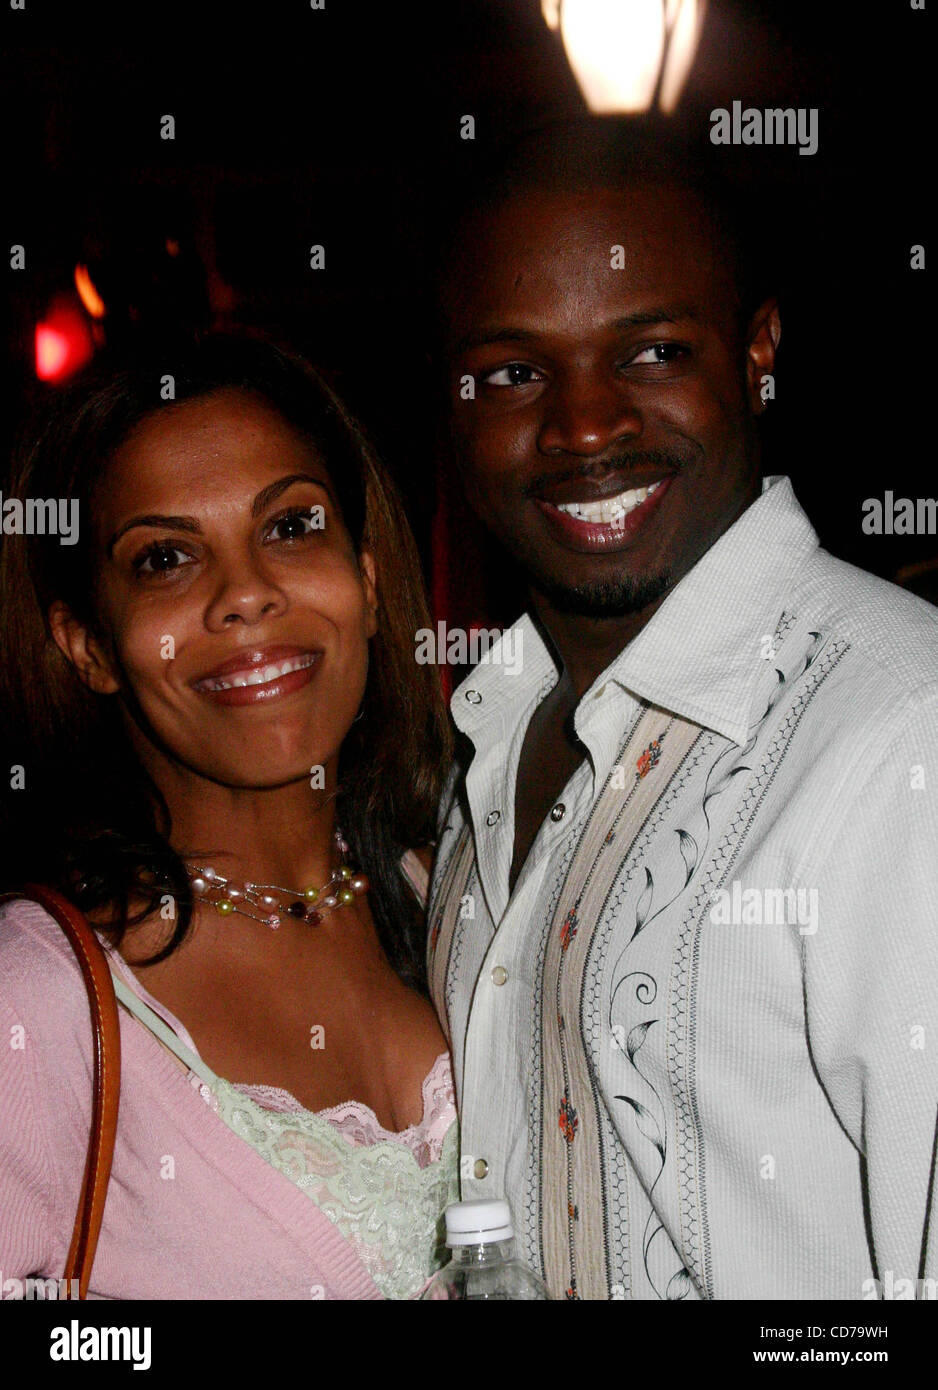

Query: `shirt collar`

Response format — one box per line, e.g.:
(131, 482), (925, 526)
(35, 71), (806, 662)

(450, 609), (557, 742)
(452, 476), (819, 749)
(605, 474), (818, 744)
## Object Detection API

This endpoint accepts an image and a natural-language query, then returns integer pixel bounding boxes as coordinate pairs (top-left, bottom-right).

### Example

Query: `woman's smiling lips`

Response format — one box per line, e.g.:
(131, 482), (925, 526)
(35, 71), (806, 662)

(191, 645), (322, 707)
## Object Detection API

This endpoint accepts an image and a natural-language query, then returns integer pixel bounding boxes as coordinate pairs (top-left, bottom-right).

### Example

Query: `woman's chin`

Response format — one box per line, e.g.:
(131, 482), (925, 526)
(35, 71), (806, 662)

(179, 751), (335, 795)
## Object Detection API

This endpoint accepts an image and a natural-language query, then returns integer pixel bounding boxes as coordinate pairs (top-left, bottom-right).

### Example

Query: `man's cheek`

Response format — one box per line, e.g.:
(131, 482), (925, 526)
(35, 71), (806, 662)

(685, 375), (746, 435)
(465, 440), (531, 499)
(462, 471), (505, 524)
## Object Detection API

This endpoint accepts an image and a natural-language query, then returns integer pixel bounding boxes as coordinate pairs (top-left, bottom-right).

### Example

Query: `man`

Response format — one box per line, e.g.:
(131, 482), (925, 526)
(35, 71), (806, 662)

(427, 122), (938, 1300)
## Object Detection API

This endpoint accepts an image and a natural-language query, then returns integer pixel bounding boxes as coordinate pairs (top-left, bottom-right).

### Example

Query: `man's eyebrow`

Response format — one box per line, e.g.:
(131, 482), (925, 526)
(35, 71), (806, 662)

(612, 305), (700, 329)
(455, 306), (700, 355)
(454, 326), (539, 355)
(106, 473), (333, 557)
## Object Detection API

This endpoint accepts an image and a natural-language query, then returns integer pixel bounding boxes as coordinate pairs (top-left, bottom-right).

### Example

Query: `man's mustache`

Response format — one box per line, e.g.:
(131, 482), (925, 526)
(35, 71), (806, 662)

(522, 445), (700, 498)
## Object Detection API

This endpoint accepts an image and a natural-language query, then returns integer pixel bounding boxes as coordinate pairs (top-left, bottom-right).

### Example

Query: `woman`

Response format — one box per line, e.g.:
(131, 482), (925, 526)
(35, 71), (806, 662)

(0, 334), (456, 1298)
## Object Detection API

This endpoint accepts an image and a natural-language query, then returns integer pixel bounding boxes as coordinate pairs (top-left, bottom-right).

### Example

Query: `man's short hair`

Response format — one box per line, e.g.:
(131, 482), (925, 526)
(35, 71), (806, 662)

(436, 115), (770, 329)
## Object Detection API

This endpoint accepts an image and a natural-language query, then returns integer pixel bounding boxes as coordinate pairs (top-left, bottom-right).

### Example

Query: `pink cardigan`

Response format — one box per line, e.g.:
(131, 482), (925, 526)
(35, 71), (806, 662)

(0, 898), (384, 1299)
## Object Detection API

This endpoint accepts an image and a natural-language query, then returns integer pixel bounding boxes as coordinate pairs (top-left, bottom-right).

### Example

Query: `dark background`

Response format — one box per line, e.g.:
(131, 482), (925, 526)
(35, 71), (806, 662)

(3, 0), (935, 621)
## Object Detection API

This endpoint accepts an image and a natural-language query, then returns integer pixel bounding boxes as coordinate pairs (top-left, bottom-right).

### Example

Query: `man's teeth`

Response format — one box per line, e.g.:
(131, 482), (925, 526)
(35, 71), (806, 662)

(200, 653), (317, 691)
(555, 480), (662, 525)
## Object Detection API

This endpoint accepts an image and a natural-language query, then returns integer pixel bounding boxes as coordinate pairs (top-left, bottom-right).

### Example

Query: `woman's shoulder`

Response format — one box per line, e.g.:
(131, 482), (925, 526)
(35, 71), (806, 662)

(0, 897), (103, 1257)
(0, 895), (97, 1042)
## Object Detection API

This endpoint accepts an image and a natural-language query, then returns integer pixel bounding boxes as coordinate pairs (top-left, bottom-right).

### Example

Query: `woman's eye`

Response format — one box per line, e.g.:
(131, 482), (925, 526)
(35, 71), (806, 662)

(481, 363), (543, 388)
(628, 343), (689, 366)
(133, 543), (193, 577)
(266, 507), (324, 542)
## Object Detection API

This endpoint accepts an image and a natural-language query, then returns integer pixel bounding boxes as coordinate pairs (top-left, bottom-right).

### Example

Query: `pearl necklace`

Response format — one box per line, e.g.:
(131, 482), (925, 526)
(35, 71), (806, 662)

(186, 828), (368, 930)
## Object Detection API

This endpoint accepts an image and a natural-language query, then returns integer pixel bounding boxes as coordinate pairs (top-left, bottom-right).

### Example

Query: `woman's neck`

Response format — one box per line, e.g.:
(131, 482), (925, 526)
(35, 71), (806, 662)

(159, 764), (343, 892)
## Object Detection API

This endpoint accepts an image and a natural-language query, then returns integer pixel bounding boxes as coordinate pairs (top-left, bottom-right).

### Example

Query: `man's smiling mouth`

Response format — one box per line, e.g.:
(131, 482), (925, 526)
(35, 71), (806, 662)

(534, 473), (675, 553)
(554, 480), (664, 526)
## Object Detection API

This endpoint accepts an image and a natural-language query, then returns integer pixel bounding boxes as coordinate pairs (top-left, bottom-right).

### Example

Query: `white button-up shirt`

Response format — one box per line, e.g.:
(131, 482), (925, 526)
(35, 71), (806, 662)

(428, 475), (938, 1300)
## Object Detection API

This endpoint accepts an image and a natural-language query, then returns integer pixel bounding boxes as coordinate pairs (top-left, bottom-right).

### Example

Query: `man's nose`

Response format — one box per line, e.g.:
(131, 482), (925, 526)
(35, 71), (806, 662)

(537, 372), (642, 457)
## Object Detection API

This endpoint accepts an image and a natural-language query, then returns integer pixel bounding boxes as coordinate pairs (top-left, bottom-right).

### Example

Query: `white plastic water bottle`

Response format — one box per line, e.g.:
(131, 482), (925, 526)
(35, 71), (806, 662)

(420, 1198), (551, 1300)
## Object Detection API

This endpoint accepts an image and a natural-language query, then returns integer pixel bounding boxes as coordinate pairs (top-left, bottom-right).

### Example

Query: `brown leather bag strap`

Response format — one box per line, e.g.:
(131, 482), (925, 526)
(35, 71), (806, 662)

(2, 884), (121, 1299)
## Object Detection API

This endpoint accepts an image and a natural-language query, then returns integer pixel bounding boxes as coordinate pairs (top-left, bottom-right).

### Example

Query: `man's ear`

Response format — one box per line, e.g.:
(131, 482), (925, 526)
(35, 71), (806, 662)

(359, 547), (378, 639)
(48, 601), (121, 695)
(745, 297), (781, 413)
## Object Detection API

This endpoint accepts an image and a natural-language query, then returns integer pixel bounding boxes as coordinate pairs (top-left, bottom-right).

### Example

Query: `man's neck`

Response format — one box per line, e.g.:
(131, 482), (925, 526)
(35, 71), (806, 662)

(529, 472), (765, 701)
(529, 589), (671, 703)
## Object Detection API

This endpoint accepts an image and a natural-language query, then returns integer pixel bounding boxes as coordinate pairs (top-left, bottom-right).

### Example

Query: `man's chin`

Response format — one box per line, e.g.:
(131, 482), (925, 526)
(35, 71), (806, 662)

(531, 568), (673, 619)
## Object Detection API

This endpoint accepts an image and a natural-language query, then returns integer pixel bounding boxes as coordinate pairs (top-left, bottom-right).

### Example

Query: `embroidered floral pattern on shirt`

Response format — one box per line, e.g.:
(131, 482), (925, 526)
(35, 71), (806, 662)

(559, 1092), (579, 1144)
(636, 733), (667, 780)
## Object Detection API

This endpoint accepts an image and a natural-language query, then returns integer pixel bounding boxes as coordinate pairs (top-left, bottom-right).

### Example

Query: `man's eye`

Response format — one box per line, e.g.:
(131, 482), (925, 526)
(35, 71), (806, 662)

(133, 543), (193, 577)
(481, 363), (543, 388)
(266, 507), (324, 542)
(628, 343), (689, 366)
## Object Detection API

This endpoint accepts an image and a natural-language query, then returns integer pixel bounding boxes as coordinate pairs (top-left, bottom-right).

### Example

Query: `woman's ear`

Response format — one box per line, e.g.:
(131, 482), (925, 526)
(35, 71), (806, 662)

(48, 601), (121, 695)
(359, 546), (378, 638)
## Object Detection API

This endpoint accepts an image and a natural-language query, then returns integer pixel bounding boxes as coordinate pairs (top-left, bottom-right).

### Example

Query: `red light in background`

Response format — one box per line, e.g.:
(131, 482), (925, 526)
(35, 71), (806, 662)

(36, 327), (71, 380)
(34, 298), (94, 383)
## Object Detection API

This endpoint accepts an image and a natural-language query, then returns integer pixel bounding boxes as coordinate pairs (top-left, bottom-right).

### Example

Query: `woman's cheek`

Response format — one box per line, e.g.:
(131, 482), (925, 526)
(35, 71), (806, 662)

(112, 613), (187, 700)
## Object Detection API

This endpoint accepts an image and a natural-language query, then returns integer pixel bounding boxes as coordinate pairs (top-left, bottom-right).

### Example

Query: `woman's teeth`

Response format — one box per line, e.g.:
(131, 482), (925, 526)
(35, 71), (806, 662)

(198, 653), (317, 692)
(555, 479), (662, 525)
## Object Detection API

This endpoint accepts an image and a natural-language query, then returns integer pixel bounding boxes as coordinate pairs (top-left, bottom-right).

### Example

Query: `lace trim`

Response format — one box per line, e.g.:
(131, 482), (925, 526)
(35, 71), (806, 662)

(228, 1051), (454, 1166)
(192, 1063), (459, 1299)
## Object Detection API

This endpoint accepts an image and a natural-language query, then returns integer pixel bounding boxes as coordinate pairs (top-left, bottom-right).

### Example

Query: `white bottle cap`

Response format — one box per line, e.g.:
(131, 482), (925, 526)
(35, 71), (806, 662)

(444, 1198), (513, 1246)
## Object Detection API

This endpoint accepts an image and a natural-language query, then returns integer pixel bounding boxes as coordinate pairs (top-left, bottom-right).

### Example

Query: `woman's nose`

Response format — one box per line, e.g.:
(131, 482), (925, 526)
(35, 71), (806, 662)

(203, 558), (288, 631)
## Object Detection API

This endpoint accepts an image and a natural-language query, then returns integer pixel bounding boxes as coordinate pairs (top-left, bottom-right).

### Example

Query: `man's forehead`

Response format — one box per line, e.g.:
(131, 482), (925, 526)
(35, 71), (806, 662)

(449, 183), (725, 334)
(471, 182), (715, 266)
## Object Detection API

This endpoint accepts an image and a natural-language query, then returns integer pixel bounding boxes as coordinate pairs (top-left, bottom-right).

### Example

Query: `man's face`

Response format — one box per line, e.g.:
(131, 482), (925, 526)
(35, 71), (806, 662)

(444, 183), (777, 617)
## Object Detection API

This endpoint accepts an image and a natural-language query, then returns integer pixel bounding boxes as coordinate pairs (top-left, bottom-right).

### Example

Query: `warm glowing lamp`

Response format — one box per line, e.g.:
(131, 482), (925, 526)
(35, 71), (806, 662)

(542, 0), (706, 113)
(35, 297), (94, 383)
(74, 263), (106, 319)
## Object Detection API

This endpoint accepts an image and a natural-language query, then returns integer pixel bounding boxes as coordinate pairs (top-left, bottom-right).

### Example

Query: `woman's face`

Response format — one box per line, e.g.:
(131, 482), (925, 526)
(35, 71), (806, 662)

(55, 388), (377, 792)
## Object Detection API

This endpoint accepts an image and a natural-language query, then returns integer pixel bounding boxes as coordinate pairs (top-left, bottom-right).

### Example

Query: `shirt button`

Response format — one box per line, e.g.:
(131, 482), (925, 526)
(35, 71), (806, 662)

(486, 810), (500, 826)
(491, 965), (508, 986)
(465, 690), (482, 705)
(550, 803), (566, 822)
(473, 1158), (489, 1179)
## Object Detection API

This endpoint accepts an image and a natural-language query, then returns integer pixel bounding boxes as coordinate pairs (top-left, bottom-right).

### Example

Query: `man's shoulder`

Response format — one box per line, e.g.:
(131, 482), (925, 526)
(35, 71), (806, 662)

(799, 547), (938, 707)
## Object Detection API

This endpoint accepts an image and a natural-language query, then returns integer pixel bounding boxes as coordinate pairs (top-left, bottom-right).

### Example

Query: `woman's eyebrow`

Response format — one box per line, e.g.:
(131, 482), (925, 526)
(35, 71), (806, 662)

(106, 514), (201, 557)
(106, 474), (334, 557)
(250, 472), (334, 517)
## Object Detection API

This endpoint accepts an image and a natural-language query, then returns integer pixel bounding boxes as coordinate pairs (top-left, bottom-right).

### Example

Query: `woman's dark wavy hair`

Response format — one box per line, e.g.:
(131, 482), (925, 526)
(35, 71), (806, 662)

(0, 333), (451, 992)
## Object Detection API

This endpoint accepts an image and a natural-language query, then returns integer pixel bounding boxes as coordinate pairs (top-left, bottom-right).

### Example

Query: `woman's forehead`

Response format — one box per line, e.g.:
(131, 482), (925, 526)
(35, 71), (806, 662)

(99, 391), (331, 505)
(118, 388), (319, 460)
